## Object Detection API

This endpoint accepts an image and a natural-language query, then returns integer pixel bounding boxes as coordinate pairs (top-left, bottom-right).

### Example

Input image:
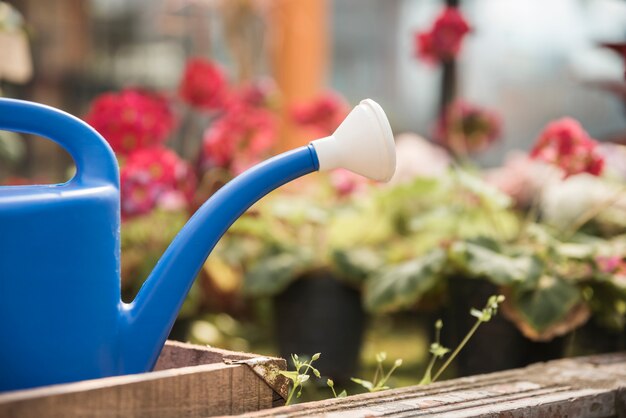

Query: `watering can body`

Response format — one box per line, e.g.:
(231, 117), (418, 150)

(0, 100), (123, 390)
(0, 98), (395, 392)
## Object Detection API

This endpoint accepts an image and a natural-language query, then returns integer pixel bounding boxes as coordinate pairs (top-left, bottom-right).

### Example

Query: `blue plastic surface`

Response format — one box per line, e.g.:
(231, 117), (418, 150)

(0, 98), (319, 391)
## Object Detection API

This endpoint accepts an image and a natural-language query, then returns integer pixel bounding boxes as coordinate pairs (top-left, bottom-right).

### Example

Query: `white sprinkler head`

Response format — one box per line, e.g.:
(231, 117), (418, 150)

(310, 99), (396, 182)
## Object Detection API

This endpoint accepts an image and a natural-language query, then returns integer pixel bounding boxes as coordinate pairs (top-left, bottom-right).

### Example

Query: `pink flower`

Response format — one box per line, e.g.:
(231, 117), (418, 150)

(530, 118), (604, 178)
(435, 100), (501, 155)
(485, 152), (559, 209)
(331, 169), (369, 197)
(596, 256), (624, 274)
(290, 92), (350, 137)
(227, 79), (278, 109)
(120, 147), (196, 218)
(415, 7), (471, 63)
(85, 89), (175, 155)
(178, 58), (228, 110)
(202, 102), (276, 173)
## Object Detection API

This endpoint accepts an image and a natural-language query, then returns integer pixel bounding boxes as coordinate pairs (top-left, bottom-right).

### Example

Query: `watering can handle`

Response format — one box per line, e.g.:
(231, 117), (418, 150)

(0, 98), (119, 187)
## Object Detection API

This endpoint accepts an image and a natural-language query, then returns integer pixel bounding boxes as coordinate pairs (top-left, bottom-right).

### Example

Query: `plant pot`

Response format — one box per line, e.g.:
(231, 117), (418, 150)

(273, 271), (365, 382)
(436, 277), (566, 377)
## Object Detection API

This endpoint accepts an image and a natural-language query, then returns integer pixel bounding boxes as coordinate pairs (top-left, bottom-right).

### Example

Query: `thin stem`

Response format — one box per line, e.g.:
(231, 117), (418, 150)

(432, 318), (481, 382)
(372, 361), (383, 387)
(419, 355), (438, 385)
(285, 386), (296, 405)
(381, 362), (401, 387)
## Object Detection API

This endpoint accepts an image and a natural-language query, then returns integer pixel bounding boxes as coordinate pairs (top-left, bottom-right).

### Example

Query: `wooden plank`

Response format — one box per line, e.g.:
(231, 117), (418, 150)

(0, 341), (287, 418)
(243, 353), (626, 418)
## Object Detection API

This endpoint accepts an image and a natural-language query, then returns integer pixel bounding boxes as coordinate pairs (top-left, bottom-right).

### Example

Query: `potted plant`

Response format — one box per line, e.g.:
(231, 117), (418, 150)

(363, 119), (626, 376)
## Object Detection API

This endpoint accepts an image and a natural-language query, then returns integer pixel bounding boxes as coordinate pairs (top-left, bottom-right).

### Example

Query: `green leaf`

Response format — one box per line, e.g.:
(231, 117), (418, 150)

(509, 275), (582, 334)
(243, 251), (312, 297)
(337, 390), (348, 398)
(364, 248), (446, 312)
(350, 378), (374, 391)
(279, 371), (299, 381)
(450, 241), (543, 286)
(331, 248), (383, 285)
(429, 343), (450, 358)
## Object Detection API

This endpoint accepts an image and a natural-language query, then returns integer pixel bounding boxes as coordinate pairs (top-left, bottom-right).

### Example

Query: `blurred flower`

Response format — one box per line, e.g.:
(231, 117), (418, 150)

(540, 173), (620, 230)
(530, 118), (604, 178)
(389, 133), (451, 185)
(178, 57), (228, 110)
(290, 92), (350, 137)
(85, 89), (175, 155)
(435, 100), (501, 156)
(331, 169), (369, 197)
(228, 78), (279, 109)
(485, 152), (559, 209)
(597, 143), (626, 180)
(415, 7), (471, 63)
(596, 255), (625, 274)
(120, 147), (196, 218)
(202, 102), (276, 173)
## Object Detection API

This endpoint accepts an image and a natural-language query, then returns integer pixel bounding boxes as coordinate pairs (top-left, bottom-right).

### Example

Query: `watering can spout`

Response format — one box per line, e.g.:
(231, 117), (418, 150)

(119, 99), (396, 373)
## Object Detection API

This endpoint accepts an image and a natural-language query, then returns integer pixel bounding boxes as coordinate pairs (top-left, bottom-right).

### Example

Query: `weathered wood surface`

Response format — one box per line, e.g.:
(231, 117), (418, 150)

(241, 352), (626, 418)
(0, 341), (287, 418)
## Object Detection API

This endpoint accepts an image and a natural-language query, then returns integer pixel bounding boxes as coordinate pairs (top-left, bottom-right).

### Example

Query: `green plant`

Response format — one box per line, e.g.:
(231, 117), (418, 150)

(279, 353), (322, 405)
(420, 295), (505, 384)
(326, 378), (347, 399)
(350, 352), (403, 393)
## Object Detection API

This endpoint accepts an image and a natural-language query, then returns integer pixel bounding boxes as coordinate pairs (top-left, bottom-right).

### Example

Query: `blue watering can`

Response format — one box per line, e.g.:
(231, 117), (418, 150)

(0, 98), (395, 391)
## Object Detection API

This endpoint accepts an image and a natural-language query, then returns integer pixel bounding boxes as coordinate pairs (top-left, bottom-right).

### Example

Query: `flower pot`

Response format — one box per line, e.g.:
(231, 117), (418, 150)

(436, 277), (566, 377)
(274, 271), (365, 381)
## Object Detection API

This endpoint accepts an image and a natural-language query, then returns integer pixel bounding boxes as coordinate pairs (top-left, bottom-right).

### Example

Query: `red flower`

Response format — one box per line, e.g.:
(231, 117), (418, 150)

(530, 118), (604, 178)
(415, 7), (471, 63)
(227, 79), (278, 109)
(120, 147), (196, 218)
(202, 102), (276, 173)
(290, 92), (350, 137)
(178, 58), (228, 110)
(85, 89), (175, 155)
(435, 100), (501, 155)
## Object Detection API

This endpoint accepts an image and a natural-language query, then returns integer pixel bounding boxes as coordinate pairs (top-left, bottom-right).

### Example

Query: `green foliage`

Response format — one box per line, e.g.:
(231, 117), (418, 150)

(423, 295), (506, 384)
(350, 352), (403, 393)
(364, 248), (446, 312)
(508, 276), (582, 335)
(449, 240), (543, 285)
(280, 353), (322, 405)
(243, 249), (314, 297)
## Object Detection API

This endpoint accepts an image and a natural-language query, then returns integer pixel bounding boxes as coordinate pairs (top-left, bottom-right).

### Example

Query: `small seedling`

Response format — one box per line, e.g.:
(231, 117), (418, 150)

(279, 353), (322, 405)
(326, 378), (347, 398)
(420, 294), (505, 384)
(351, 351), (403, 392)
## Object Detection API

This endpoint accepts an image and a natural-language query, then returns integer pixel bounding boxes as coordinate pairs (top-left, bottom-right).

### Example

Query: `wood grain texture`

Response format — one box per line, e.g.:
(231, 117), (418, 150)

(243, 352), (626, 418)
(0, 341), (286, 418)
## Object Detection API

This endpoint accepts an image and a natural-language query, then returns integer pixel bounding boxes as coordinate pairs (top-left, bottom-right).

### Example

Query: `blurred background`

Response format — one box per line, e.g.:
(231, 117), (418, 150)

(2, 0), (626, 401)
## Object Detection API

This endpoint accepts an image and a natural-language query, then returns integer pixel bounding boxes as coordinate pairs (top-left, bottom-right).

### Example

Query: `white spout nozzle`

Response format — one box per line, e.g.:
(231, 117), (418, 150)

(310, 98), (396, 182)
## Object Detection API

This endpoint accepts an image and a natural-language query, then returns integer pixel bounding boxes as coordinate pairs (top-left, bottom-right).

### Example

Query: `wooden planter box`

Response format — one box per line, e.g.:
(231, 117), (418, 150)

(247, 352), (626, 417)
(0, 341), (288, 418)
